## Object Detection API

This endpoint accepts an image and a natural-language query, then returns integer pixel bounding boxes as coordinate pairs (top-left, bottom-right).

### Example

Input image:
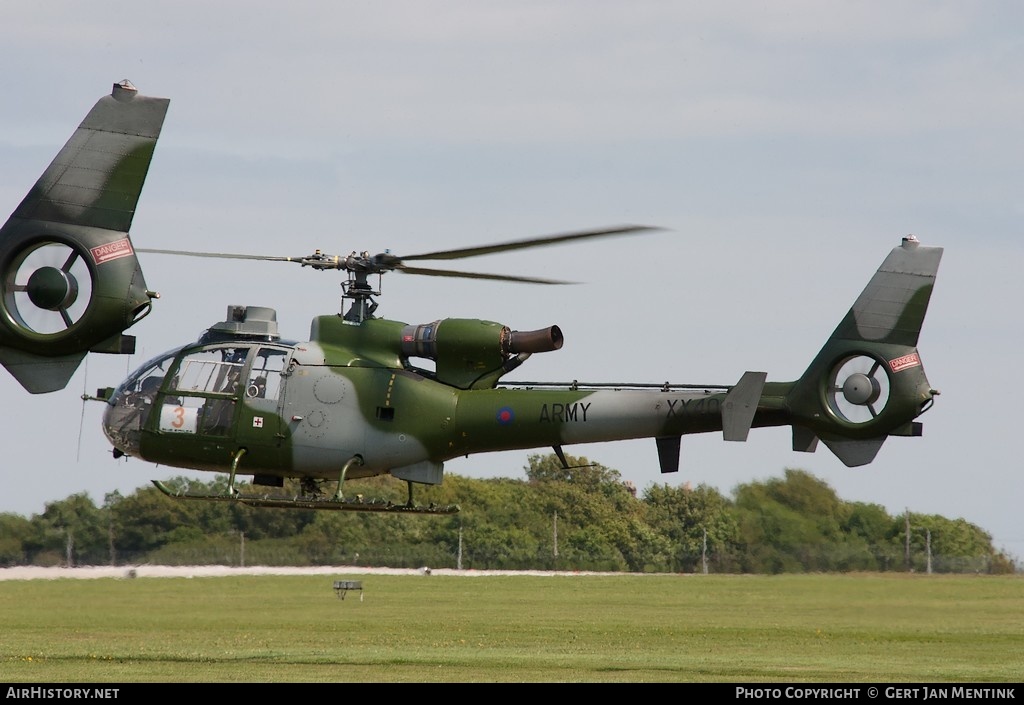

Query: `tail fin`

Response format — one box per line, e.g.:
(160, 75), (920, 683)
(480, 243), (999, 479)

(0, 80), (168, 393)
(786, 236), (943, 466)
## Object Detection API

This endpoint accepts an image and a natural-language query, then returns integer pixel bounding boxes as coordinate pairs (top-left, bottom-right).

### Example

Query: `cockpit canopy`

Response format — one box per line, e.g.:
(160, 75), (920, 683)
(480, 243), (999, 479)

(102, 305), (292, 457)
(101, 340), (290, 458)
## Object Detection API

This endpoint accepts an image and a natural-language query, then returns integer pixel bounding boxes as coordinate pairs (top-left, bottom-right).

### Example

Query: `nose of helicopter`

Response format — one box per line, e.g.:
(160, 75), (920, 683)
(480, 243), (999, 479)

(100, 385), (146, 459)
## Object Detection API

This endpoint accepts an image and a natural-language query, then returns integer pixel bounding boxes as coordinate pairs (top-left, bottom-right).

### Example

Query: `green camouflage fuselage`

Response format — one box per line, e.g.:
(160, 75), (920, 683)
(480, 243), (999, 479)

(101, 236), (943, 494)
(103, 314), (788, 487)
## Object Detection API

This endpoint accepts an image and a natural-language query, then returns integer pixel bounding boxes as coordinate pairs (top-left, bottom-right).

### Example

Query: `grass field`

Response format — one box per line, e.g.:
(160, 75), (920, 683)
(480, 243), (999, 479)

(0, 571), (1021, 683)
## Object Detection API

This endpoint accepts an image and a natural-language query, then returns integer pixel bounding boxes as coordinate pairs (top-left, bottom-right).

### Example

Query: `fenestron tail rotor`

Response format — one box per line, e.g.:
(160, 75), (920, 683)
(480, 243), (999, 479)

(826, 354), (891, 424)
(4, 240), (94, 335)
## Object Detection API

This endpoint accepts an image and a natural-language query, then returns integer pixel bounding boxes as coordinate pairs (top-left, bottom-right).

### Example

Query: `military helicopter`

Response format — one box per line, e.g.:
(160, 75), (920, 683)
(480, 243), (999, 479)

(4, 84), (944, 515)
(101, 226), (941, 515)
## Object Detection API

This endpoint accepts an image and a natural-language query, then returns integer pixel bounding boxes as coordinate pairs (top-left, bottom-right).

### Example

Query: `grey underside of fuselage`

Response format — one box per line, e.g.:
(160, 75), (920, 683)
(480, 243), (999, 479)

(281, 364), (434, 480)
(556, 389), (726, 444)
(447, 386), (733, 459)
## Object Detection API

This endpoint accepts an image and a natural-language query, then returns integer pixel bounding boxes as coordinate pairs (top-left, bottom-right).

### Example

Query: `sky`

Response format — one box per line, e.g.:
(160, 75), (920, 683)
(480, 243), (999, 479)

(1, 2), (1022, 559)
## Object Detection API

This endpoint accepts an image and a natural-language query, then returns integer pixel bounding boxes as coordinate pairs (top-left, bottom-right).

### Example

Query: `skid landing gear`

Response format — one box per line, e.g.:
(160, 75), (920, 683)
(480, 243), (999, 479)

(152, 480), (460, 513)
(151, 454), (460, 514)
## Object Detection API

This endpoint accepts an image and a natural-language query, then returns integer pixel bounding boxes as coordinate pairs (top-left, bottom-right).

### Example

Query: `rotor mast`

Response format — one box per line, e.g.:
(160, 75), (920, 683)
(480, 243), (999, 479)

(340, 251), (383, 322)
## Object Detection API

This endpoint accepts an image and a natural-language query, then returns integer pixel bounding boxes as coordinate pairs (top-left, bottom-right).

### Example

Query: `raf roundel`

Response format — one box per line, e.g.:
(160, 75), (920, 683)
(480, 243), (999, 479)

(496, 407), (515, 425)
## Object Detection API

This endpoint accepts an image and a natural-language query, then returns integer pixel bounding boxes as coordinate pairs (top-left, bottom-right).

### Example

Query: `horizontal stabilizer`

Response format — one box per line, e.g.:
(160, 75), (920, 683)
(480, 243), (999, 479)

(820, 437), (886, 467)
(722, 371), (766, 441)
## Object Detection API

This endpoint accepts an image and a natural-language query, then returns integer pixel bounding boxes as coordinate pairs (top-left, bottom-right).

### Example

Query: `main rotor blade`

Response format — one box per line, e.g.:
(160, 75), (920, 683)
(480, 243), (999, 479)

(137, 248), (299, 263)
(399, 224), (662, 262)
(135, 224), (665, 278)
(137, 248), (346, 271)
(397, 264), (575, 285)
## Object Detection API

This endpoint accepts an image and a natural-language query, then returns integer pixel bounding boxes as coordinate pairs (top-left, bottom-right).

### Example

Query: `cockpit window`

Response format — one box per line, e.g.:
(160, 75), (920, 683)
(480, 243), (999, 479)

(118, 348), (178, 397)
(246, 348), (288, 401)
(103, 344), (286, 452)
(172, 347), (248, 395)
(101, 347), (181, 454)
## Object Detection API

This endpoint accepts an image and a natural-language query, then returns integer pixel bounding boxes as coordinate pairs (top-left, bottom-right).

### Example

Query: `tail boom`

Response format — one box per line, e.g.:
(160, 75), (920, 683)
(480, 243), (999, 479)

(458, 237), (942, 472)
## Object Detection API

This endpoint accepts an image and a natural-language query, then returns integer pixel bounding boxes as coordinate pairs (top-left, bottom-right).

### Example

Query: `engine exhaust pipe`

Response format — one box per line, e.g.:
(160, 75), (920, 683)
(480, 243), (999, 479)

(507, 325), (563, 354)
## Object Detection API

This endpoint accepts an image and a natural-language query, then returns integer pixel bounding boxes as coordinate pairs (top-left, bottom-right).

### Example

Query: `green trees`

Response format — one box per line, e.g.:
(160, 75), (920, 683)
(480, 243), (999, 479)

(735, 469), (856, 573)
(525, 452), (651, 571)
(21, 493), (110, 566)
(642, 482), (739, 572)
(895, 512), (1007, 574)
(2, 457), (1015, 574)
(0, 513), (32, 566)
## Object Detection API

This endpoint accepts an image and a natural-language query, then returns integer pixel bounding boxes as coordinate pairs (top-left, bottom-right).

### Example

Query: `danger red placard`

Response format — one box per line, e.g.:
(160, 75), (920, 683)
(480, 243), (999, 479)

(889, 352), (921, 373)
(91, 238), (134, 265)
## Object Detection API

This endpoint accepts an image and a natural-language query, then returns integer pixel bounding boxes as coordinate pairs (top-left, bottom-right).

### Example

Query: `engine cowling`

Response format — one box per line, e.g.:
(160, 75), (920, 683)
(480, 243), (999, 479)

(401, 318), (562, 388)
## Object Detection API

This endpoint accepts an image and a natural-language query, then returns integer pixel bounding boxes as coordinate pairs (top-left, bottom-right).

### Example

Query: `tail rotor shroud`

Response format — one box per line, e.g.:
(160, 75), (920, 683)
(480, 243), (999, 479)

(4, 240), (94, 335)
(827, 354), (891, 424)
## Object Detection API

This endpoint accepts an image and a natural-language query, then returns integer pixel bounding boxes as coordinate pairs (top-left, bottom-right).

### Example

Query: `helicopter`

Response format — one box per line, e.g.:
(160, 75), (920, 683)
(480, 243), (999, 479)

(4, 84), (944, 515)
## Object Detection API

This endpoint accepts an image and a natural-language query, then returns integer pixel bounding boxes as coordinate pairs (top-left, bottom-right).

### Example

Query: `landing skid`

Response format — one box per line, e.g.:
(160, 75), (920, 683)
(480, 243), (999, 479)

(151, 481), (460, 514)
